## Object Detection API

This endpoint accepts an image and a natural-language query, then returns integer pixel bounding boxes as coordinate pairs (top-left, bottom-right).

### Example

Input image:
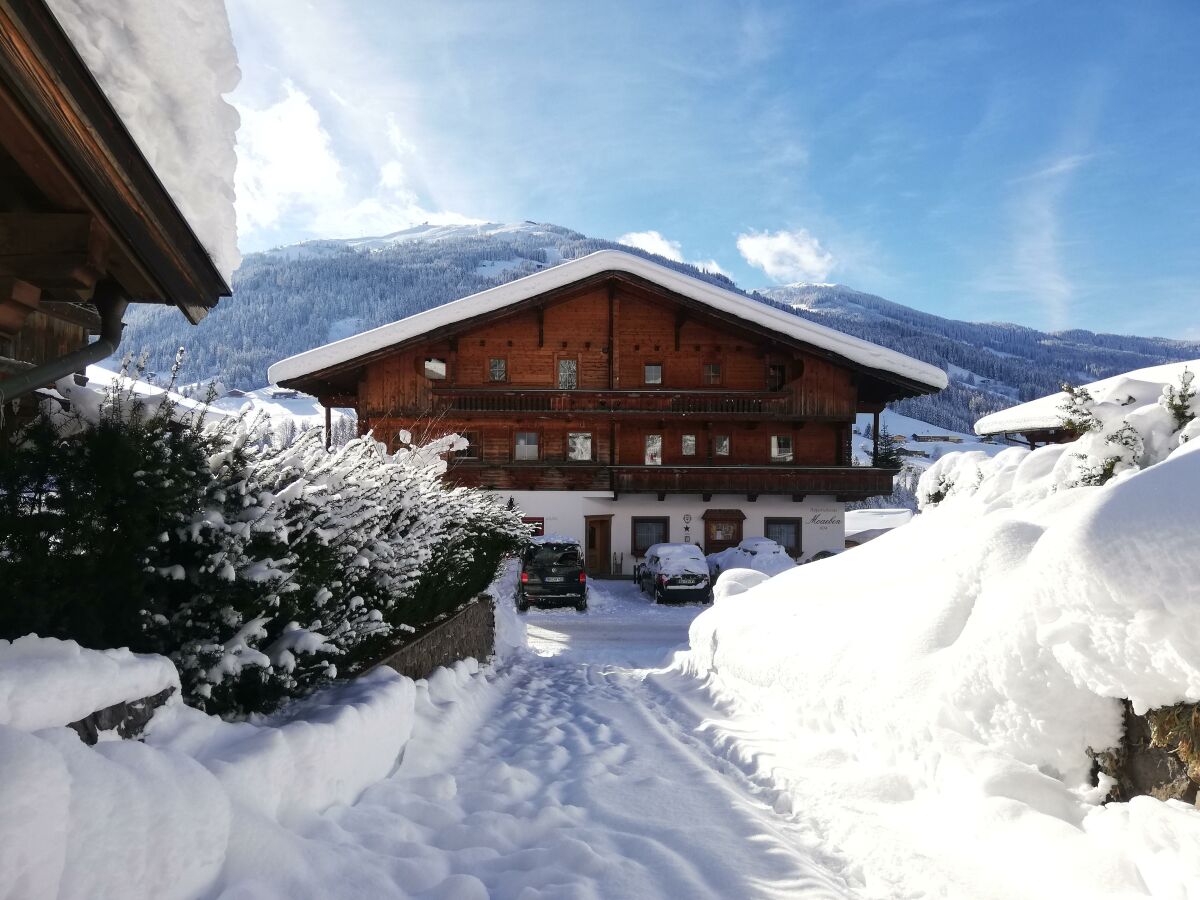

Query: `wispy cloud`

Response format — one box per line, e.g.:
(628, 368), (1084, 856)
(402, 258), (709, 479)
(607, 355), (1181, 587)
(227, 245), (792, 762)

(618, 230), (729, 276)
(618, 230), (683, 262)
(234, 82), (478, 244)
(736, 228), (836, 283)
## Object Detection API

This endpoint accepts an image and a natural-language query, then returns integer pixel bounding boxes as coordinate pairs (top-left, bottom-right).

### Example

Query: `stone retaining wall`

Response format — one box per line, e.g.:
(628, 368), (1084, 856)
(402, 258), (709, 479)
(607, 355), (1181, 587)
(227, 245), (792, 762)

(67, 686), (175, 745)
(1092, 699), (1200, 805)
(369, 594), (496, 680)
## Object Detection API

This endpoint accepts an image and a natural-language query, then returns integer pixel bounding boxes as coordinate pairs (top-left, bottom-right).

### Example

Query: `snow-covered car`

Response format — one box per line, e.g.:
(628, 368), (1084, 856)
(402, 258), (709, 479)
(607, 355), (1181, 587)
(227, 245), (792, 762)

(707, 537), (797, 579)
(517, 537), (587, 612)
(637, 542), (712, 604)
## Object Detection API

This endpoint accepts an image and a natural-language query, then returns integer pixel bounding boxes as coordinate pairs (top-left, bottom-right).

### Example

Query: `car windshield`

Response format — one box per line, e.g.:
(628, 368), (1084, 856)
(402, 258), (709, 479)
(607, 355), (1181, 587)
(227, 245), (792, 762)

(528, 545), (581, 566)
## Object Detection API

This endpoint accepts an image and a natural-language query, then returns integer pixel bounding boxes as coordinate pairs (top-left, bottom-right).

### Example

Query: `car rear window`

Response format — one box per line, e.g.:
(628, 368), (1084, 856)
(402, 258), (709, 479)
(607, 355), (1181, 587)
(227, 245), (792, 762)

(529, 545), (581, 566)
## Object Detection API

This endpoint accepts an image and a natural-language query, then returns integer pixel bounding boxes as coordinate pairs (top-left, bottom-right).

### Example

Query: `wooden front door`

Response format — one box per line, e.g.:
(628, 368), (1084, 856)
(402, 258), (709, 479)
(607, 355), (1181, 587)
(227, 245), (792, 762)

(584, 516), (612, 575)
(702, 509), (745, 554)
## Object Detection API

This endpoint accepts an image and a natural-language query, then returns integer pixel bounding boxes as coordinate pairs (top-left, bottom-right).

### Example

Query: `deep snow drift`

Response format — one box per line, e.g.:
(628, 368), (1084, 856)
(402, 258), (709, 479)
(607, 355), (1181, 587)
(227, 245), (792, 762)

(684, 369), (1200, 897)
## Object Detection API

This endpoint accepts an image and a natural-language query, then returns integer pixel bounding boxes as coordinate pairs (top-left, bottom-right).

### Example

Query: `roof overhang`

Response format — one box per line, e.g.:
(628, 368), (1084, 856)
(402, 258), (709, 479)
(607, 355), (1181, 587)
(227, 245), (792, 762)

(270, 251), (948, 401)
(0, 0), (230, 322)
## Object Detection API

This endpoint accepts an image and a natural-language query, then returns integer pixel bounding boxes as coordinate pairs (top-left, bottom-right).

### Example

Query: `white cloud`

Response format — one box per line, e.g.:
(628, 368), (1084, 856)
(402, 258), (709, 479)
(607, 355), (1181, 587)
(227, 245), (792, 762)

(234, 84), (478, 244)
(234, 83), (345, 233)
(618, 230), (731, 278)
(694, 259), (730, 277)
(736, 228), (835, 283)
(618, 230), (684, 262)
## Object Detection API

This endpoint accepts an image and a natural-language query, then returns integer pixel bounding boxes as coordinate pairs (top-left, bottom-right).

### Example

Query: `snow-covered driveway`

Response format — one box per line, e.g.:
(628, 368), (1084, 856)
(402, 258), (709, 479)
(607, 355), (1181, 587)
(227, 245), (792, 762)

(220, 580), (855, 899)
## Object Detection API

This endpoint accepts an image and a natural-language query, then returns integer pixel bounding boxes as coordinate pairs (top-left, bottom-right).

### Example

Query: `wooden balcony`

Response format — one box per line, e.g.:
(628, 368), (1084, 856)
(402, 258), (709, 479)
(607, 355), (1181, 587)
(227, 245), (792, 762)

(612, 465), (896, 498)
(431, 388), (802, 417)
(447, 461), (897, 499)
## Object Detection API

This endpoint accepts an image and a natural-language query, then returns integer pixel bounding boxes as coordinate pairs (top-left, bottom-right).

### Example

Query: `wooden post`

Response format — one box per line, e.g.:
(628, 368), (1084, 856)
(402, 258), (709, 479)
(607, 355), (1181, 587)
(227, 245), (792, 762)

(607, 281), (615, 389)
(872, 409), (880, 466)
(324, 403), (332, 450)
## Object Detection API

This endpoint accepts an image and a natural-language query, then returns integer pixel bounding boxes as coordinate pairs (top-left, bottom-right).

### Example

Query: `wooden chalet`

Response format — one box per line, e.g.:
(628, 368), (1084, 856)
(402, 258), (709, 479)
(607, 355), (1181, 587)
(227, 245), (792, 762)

(0, 1), (229, 405)
(271, 251), (947, 572)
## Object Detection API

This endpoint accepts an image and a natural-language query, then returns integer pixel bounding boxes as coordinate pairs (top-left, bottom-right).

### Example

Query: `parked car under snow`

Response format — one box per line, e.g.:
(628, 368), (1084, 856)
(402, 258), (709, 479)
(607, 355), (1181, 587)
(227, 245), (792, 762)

(707, 537), (797, 580)
(637, 543), (713, 604)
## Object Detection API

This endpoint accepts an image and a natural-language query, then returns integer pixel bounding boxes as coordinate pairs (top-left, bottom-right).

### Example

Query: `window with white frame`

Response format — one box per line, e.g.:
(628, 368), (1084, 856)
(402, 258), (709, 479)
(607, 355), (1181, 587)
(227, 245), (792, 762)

(558, 358), (578, 389)
(567, 432), (593, 461)
(514, 431), (539, 461)
(644, 434), (663, 465)
(703, 362), (722, 385)
(682, 434), (696, 456)
(489, 358), (507, 382)
(771, 434), (794, 462)
(644, 363), (663, 385)
(714, 435), (730, 457)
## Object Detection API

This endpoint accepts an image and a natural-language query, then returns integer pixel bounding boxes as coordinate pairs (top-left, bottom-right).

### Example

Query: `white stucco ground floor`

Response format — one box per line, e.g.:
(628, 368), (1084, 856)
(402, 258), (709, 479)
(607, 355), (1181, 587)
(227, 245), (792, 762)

(497, 490), (846, 575)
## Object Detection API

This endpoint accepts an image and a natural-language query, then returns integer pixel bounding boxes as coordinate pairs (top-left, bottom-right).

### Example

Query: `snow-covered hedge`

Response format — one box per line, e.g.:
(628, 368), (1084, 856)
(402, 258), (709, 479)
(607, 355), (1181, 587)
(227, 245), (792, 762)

(0, 366), (525, 716)
(681, 367), (1200, 896)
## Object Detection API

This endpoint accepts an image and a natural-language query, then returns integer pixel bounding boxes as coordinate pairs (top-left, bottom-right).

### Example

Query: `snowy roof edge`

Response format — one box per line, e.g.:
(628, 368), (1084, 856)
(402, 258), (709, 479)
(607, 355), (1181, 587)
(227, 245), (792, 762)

(267, 250), (948, 391)
(974, 358), (1200, 435)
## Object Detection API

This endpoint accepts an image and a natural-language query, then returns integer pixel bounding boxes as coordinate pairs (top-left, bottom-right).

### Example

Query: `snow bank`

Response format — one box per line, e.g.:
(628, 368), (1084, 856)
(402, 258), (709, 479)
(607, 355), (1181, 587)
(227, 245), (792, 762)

(46, 0), (241, 282)
(146, 668), (417, 824)
(0, 654), (498, 900)
(681, 371), (1200, 896)
(0, 635), (178, 732)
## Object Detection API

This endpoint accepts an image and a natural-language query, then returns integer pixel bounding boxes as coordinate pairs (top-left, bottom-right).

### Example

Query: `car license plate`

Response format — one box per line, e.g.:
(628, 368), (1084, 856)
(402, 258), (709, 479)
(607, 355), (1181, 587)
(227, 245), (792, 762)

(545, 576), (564, 582)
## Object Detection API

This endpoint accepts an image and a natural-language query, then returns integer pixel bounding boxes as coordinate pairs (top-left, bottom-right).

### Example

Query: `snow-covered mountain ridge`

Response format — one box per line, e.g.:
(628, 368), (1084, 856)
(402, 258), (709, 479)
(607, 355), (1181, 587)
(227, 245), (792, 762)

(122, 222), (1200, 433)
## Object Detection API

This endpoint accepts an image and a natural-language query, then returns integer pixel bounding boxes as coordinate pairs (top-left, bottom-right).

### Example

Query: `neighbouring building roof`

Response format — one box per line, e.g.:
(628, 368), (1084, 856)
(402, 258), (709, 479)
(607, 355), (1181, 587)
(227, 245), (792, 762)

(974, 359), (1200, 436)
(267, 250), (949, 393)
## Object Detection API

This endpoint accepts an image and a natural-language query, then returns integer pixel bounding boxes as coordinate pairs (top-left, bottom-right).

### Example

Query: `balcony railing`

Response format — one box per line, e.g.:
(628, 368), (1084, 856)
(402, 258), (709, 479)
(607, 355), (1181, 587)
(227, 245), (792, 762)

(430, 388), (799, 417)
(612, 465), (895, 497)
(446, 461), (896, 498)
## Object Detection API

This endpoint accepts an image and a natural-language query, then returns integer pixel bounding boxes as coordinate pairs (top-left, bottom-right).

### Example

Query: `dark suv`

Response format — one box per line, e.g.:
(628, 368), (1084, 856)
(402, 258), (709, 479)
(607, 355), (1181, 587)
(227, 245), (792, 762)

(517, 539), (587, 612)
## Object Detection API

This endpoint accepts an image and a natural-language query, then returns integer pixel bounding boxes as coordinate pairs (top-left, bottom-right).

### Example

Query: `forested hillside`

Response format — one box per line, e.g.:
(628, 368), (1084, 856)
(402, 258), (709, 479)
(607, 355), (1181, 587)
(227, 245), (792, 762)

(123, 222), (1200, 433)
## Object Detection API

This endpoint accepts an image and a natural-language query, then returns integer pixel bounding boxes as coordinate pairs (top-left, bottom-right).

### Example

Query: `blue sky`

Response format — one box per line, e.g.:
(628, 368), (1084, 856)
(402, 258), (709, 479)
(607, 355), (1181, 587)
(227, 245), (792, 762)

(227, 0), (1200, 338)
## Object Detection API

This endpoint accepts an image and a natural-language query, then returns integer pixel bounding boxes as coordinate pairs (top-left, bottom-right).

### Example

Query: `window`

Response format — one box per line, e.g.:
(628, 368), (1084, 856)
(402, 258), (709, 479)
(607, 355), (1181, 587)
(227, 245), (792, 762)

(522, 516), (545, 537)
(764, 518), (802, 557)
(558, 358), (578, 389)
(644, 363), (663, 385)
(489, 358), (507, 382)
(681, 434), (696, 456)
(767, 364), (787, 392)
(567, 432), (593, 461)
(514, 431), (539, 461)
(644, 434), (663, 466)
(632, 517), (669, 555)
(714, 435), (730, 457)
(771, 434), (794, 462)
(424, 358), (447, 379)
(703, 363), (722, 385)
(455, 431), (480, 459)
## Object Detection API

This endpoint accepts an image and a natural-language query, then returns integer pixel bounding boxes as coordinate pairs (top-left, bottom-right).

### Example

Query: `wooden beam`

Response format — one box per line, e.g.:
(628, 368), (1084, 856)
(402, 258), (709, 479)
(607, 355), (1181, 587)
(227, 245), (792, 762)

(324, 404), (332, 450)
(0, 276), (39, 336)
(872, 409), (880, 465)
(0, 212), (105, 289)
(536, 306), (544, 348)
(606, 281), (615, 389)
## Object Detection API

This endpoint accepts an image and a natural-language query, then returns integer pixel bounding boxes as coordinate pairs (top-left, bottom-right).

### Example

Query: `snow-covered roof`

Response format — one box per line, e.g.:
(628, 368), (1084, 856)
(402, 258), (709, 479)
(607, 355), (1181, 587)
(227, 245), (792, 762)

(268, 251), (948, 391)
(974, 359), (1200, 435)
(46, 0), (241, 282)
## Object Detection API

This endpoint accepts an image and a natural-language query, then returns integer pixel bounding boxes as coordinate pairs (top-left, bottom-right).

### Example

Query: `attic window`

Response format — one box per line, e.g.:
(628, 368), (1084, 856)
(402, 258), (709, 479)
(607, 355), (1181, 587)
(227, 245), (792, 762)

(424, 358), (447, 380)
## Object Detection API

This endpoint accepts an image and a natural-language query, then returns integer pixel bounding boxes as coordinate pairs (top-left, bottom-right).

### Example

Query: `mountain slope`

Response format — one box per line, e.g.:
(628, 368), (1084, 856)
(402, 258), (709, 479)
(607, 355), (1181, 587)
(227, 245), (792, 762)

(122, 223), (1200, 433)
(758, 283), (1200, 431)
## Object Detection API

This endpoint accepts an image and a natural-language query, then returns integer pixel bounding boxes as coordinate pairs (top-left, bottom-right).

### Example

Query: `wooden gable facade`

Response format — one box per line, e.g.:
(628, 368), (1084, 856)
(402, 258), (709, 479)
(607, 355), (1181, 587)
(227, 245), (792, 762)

(278, 268), (933, 503)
